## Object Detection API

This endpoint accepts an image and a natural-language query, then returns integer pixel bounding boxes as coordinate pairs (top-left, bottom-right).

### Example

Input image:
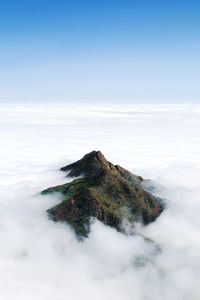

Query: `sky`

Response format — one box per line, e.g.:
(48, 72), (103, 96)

(0, 0), (200, 103)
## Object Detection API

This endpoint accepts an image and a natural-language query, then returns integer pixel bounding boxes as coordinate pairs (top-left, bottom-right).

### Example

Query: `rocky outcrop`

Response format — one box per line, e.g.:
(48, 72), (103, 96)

(42, 151), (163, 237)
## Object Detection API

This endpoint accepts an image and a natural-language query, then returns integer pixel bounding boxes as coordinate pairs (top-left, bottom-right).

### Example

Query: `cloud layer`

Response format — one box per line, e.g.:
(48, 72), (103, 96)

(0, 103), (200, 299)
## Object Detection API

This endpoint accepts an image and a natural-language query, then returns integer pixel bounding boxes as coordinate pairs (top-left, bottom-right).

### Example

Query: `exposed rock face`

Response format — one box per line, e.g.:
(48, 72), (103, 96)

(42, 151), (163, 237)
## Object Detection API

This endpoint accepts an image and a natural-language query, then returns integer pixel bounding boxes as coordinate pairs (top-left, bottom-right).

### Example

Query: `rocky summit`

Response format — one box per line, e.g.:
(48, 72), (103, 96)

(42, 151), (163, 237)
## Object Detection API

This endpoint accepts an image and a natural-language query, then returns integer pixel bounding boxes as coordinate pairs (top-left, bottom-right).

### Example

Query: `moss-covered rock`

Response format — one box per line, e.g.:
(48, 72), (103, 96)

(42, 151), (163, 237)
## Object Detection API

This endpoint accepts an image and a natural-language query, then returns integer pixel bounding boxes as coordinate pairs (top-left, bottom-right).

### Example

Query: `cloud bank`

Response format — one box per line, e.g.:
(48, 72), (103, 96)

(0, 103), (200, 299)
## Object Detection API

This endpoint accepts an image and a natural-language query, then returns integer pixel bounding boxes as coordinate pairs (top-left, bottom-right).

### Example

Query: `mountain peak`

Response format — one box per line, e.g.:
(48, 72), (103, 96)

(60, 151), (142, 182)
(42, 152), (163, 237)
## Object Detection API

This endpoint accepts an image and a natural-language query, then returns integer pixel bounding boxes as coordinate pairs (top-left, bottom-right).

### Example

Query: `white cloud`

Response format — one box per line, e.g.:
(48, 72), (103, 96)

(0, 103), (200, 299)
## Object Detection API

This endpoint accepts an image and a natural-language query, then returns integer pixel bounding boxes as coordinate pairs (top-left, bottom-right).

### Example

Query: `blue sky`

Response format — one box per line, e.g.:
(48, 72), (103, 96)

(0, 0), (200, 103)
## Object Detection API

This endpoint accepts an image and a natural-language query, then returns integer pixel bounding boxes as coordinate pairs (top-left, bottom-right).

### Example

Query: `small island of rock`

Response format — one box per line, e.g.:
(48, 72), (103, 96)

(42, 151), (163, 237)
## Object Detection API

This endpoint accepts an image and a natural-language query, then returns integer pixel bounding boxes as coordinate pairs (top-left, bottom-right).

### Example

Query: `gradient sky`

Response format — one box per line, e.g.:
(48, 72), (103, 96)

(0, 0), (200, 103)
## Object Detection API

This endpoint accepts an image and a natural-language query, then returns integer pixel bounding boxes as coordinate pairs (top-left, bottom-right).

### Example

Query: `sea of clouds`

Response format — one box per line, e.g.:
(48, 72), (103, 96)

(0, 103), (200, 300)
